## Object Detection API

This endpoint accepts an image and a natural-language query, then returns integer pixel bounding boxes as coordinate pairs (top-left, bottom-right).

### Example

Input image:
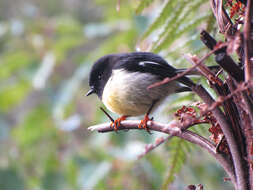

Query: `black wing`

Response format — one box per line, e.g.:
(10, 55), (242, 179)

(114, 52), (194, 87)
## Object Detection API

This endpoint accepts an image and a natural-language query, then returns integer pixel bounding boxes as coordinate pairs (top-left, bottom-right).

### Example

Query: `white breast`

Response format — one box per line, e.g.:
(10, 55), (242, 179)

(102, 69), (179, 116)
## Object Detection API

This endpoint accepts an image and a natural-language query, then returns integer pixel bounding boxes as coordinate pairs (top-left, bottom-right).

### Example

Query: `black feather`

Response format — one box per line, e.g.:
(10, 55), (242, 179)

(113, 52), (195, 87)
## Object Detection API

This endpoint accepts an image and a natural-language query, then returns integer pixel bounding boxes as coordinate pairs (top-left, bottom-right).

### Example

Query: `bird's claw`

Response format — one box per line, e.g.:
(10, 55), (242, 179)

(110, 115), (127, 131)
(138, 114), (152, 134)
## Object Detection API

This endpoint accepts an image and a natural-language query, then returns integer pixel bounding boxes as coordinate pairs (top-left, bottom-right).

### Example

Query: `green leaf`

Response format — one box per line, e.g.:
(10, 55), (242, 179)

(0, 51), (35, 80)
(55, 16), (83, 36)
(162, 138), (186, 189)
(0, 168), (26, 190)
(206, 14), (216, 32)
(0, 80), (31, 113)
(153, 14), (209, 53)
(135, 0), (155, 14)
(42, 171), (69, 190)
(52, 36), (84, 62)
(12, 105), (57, 147)
(141, 0), (178, 40)
(151, 1), (187, 46)
(151, 0), (206, 51)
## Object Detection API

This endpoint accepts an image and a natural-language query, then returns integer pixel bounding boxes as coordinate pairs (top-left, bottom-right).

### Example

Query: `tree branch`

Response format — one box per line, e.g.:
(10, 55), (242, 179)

(88, 120), (236, 184)
(138, 135), (173, 159)
(192, 84), (247, 190)
(244, 0), (253, 82)
(209, 0), (235, 35)
(200, 30), (244, 82)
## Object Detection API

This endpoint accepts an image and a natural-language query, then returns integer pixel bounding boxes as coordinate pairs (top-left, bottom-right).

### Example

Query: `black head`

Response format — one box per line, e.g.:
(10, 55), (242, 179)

(86, 54), (117, 98)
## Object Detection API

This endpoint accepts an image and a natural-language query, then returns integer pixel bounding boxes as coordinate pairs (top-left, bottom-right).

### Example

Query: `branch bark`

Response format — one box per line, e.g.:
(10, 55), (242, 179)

(244, 0), (253, 82)
(192, 84), (247, 190)
(209, 0), (235, 35)
(88, 120), (236, 184)
(200, 30), (244, 82)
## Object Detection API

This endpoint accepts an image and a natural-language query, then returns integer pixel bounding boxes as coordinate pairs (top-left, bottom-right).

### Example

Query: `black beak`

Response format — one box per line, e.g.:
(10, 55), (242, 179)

(86, 88), (95, 96)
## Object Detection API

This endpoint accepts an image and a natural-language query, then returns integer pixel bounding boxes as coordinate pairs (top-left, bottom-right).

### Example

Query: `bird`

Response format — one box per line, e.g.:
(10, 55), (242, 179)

(86, 52), (201, 131)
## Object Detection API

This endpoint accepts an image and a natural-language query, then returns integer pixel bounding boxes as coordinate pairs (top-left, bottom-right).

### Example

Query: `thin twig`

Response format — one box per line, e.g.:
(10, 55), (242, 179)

(204, 83), (249, 112)
(179, 82), (250, 133)
(138, 135), (173, 159)
(184, 53), (223, 86)
(148, 47), (222, 89)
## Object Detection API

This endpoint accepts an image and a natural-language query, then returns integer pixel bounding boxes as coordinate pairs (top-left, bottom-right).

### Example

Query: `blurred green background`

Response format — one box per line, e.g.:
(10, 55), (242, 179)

(0, 0), (233, 189)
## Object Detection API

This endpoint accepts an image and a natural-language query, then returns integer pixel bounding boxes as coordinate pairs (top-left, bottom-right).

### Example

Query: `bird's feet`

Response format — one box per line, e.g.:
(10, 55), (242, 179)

(138, 114), (153, 134)
(110, 115), (128, 131)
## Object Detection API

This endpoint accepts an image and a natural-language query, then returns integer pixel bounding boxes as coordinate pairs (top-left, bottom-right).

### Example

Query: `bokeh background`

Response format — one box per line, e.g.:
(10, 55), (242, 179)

(0, 0), (233, 189)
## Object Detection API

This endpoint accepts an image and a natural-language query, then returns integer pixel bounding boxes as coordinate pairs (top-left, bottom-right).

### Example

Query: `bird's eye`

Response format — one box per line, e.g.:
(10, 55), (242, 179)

(98, 74), (102, 80)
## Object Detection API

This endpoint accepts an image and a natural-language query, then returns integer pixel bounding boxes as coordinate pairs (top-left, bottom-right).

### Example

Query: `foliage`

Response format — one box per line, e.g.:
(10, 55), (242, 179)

(162, 138), (186, 189)
(0, 0), (237, 189)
